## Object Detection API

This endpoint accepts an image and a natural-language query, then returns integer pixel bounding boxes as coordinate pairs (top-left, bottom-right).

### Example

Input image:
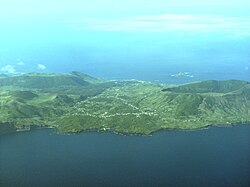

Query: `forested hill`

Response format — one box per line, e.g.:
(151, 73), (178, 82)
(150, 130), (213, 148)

(0, 72), (249, 135)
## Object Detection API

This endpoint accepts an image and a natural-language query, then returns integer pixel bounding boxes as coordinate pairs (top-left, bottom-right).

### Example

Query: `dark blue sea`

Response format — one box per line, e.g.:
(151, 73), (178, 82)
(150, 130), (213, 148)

(1, 125), (250, 187)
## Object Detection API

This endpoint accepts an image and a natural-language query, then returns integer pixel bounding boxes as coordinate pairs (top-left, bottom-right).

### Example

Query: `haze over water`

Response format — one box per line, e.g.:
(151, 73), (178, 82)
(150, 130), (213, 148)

(0, 0), (250, 83)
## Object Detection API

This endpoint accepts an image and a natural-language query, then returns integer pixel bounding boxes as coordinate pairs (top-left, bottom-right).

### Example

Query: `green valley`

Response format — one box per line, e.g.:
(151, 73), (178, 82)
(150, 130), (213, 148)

(0, 72), (249, 135)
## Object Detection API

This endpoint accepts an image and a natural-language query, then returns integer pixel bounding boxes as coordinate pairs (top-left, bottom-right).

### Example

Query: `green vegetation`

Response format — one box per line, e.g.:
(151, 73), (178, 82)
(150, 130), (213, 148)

(0, 72), (249, 135)
(162, 80), (250, 93)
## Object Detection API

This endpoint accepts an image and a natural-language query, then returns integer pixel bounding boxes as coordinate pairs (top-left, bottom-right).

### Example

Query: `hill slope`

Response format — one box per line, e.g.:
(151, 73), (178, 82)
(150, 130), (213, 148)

(162, 80), (250, 93)
(0, 73), (249, 135)
(0, 72), (101, 89)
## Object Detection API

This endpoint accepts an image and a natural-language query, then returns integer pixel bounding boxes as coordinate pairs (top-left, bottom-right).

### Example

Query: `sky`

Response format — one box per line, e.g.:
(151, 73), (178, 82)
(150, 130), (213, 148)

(1, 0), (250, 18)
(0, 0), (250, 81)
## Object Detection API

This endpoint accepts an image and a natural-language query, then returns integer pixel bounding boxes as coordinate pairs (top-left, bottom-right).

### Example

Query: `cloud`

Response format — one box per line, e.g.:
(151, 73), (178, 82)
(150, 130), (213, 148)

(37, 64), (46, 70)
(17, 62), (25, 65)
(64, 14), (250, 37)
(1, 65), (16, 74)
(17, 59), (25, 66)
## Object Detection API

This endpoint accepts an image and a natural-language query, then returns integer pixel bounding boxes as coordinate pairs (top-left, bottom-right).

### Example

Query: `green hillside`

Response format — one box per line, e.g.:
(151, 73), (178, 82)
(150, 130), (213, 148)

(162, 80), (250, 93)
(0, 72), (249, 135)
(0, 72), (101, 89)
(11, 91), (38, 100)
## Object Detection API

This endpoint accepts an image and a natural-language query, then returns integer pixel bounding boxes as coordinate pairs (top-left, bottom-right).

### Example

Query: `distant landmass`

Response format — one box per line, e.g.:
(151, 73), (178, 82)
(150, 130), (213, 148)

(0, 72), (249, 135)
(171, 72), (194, 78)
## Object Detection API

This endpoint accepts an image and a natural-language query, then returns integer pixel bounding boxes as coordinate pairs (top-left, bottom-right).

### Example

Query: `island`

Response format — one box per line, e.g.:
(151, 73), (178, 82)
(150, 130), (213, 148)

(171, 72), (194, 78)
(0, 71), (249, 135)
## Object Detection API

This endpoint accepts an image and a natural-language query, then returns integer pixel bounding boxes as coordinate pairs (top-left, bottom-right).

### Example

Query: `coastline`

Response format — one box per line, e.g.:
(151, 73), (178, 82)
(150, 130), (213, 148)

(1, 121), (250, 137)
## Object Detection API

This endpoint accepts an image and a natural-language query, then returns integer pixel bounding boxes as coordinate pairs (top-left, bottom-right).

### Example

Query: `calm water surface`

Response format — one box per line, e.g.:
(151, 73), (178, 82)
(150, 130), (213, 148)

(1, 125), (250, 187)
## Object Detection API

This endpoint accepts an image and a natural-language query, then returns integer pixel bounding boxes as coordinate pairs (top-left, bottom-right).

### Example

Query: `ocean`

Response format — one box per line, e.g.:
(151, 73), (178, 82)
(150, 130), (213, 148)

(1, 125), (250, 187)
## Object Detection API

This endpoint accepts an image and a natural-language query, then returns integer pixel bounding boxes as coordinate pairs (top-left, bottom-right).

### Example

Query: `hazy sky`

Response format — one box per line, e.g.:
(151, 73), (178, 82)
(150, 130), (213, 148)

(1, 0), (250, 18)
(1, 0), (249, 43)
(0, 0), (249, 81)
